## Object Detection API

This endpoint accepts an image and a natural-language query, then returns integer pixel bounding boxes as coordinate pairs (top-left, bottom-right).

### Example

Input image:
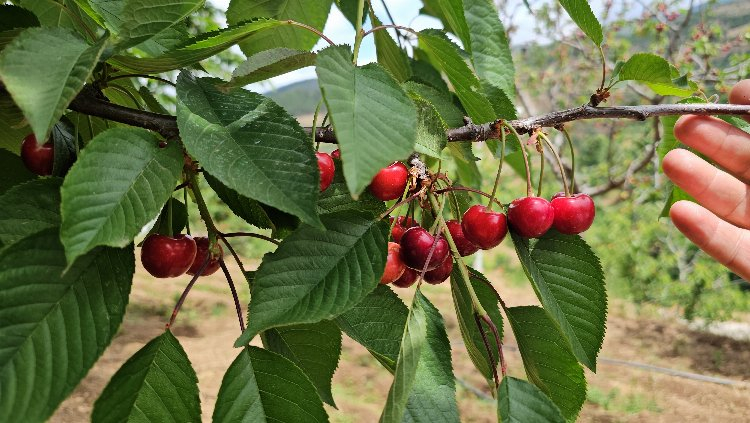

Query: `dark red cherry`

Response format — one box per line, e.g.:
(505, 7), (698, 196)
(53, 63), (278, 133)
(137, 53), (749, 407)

(187, 237), (223, 276)
(331, 149), (341, 159)
(369, 162), (409, 201)
(445, 219), (480, 256)
(550, 193), (595, 235)
(389, 216), (418, 243)
(461, 205), (508, 250)
(399, 227), (449, 271)
(507, 197), (555, 238)
(20, 134), (54, 176)
(141, 234), (197, 278)
(381, 242), (406, 284)
(424, 257), (453, 284)
(393, 267), (418, 288)
(316, 152), (335, 192)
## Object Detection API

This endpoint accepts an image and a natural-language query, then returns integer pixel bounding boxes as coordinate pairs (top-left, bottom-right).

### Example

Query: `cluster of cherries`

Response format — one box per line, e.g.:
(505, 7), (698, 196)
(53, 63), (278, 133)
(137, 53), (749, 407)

(141, 235), (224, 279)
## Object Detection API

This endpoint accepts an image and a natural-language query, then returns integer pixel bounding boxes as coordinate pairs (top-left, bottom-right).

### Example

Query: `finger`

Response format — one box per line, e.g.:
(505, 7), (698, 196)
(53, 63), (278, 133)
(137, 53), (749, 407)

(663, 149), (750, 229)
(729, 79), (750, 123)
(670, 200), (750, 281)
(673, 114), (750, 183)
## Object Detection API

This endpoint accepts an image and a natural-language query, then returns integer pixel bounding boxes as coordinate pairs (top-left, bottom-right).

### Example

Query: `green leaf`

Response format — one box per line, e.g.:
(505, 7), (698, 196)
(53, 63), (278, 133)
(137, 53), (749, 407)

(558, 0), (603, 46)
(506, 306), (586, 421)
(236, 211), (388, 345)
(660, 183), (694, 219)
(149, 198), (188, 238)
(19, 0), (90, 32)
(450, 267), (504, 391)
(225, 48), (317, 88)
(316, 45), (417, 197)
(0, 229), (134, 423)
(0, 5), (40, 31)
(498, 376), (565, 423)
(426, 0), (471, 50)
(0, 148), (35, 195)
(418, 30), (496, 124)
(511, 230), (606, 371)
(403, 81), (465, 128)
(109, 18), (283, 74)
(0, 28), (107, 141)
(335, 285), (408, 372)
(335, 0), (366, 27)
(213, 346), (329, 423)
(114, 0), (202, 49)
(60, 127), (183, 265)
(205, 172), (279, 233)
(379, 291), (428, 423)
(0, 178), (61, 247)
(618, 53), (672, 84)
(91, 331), (201, 423)
(657, 97), (705, 163)
(176, 73), (321, 226)
(262, 321), (342, 406)
(464, 0), (515, 98)
(50, 118), (78, 177)
(413, 97), (448, 158)
(400, 291), (459, 422)
(227, 0), (333, 57)
(371, 13), (411, 82)
(408, 58), (449, 93)
(316, 160), (386, 217)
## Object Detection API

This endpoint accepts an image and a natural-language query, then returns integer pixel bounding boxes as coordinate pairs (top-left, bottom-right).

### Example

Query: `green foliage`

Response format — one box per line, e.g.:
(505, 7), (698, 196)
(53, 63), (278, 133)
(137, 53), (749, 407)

(498, 376), (565, 423)
(225, 48), (317, 87)
(0, 178), (62, 246)
(92, 331), (201, 422)
(557, 0), (603, 46)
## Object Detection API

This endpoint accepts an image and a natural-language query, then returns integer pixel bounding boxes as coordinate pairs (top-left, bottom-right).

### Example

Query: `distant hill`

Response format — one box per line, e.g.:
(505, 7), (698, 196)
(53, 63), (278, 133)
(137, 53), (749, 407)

(265, 79), (324, 117)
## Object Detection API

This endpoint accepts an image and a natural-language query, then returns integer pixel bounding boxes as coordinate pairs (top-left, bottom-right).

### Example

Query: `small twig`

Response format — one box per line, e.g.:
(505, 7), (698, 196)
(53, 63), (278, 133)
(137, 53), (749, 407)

(219, 236), (250, 278)
(219, 259), (246, 332)
(106, 74), (176, 87)
(166, 256), (209, 329)
(284, 20), (335, 46)
(221, 232), (281, 246)
(362, 24), (420, 39)
(378, 191), (422, 220)
(434, 186), (504, 209)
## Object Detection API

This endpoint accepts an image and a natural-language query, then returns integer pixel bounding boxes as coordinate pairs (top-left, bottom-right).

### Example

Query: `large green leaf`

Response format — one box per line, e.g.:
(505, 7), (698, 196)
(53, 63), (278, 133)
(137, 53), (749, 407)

(450, 267), (504, 391)
(0, 5), (39, 31)
(335, 285), (408, 372)
(176, 73), (321, 226)
(19, 0), (91, 32)
(464, 0), (515, 98)
(403, 81), (465, 128)
(115, 0), (202, 49)
(371, 13), (411, 82)
(511, 231), (606, 371)
(0, 178), (61, 246)
(427, 0), (471, 50)
(262, 321), (342, 406)
(413, 97), (448, 158)
(213, 346), (329, 423)
(498, 376), (565, 423)
(379, 290), (428, 423)
(0, 28), (107, 141)
(91, 331), (201, 423)
(60, 127), (183, 265)
(558, 0), (603, 46)
(506, 306), (586, 421)
(225, 48), (317, 88)
(316, 45), (416, 197)
(0, 148), (35, 195)
(400, 291), (459, 422)
(227, 0), (333, 56)
(236, 211), (388, 345)
(0, 229), (134, 423)
(617, 53), (672, 84)
(418, 30), (496, 124)
(109, 19), (283, 74)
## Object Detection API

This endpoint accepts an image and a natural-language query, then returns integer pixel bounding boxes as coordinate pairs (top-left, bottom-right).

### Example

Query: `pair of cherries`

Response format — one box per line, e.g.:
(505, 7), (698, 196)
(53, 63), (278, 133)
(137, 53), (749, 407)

(141, 234), (223, 279)
(507, 193), (596, 238)
(317, 149), (411, 203)
(380, 217), (453, 288)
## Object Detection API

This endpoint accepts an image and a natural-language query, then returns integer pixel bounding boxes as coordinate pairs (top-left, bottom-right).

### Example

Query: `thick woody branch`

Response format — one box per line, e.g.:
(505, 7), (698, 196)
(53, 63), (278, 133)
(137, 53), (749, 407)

(61, 84), (750, 142)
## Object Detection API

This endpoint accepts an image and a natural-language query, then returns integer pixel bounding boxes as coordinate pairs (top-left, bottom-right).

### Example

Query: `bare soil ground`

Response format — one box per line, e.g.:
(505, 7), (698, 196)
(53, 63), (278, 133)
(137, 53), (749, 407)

(51, 260), (750, 422)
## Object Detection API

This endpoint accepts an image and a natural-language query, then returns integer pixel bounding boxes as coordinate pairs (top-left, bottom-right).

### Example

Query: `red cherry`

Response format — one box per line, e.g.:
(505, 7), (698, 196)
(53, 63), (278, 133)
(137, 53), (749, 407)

(393, 267), (418, 288)
(141, 234), (197, 278)
(399, 227), (449, 271)
(381, 242), (406, 284)
(331, 149), (341, 159)
(187, 237), (223, 276)
(389, 216), (418, 243)
(550, 193), (596, 235)
(507, 197), (555, 238)
(460, 206), (508, 250)
(424, 257), (453, 285)
(445, 219), (480, 256)
(20, 134), (54, 176)
(316, 152), (335, 192)
(369, 162), (409, 201)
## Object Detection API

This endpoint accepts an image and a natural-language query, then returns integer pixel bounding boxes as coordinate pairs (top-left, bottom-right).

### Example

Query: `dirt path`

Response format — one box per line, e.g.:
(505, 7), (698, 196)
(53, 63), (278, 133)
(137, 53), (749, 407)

(51, 264), (750, 422)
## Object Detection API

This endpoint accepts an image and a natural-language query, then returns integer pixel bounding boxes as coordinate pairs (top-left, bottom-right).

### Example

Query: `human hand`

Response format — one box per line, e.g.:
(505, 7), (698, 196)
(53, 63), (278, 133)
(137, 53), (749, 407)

(663, 80), (750, 280)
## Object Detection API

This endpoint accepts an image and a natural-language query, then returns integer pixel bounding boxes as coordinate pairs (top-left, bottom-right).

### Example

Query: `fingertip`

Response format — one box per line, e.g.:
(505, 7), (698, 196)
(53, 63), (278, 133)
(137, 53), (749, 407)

(729, 79), (750, 123)
(673, 115), (714, 147)
(662, 148), (697, 182)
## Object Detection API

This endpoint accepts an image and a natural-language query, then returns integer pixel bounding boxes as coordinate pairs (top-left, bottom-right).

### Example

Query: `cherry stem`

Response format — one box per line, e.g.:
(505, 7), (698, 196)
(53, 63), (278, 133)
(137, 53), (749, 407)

(539, 131), (571, 197)
(183, 188), (191, 235)
(187, 170), (219, 245)
(537, 147), (545, 197)
(285, 20), (335, 46)
(166, 196), (174, 237)
(474, 313), (500, 388)
(481, 314), (507, 377)
(434, 186), (504, 210)
(378, 191), (422, 221)
(486, 129), (506, 212)
(361, 24), (420, 39)
(219, 236), (249, 279)
(503, 122), (533, 197)
(105, 74), (176, 87)
(561, 127), (577, 193)
(311, 99), (323, 149)
(221, 232), (281, 246)
(598, 46), (607, 93)
(166, 256), (209, 329)
(352, 0), (366, 62)
(219, 259), (246, 332)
